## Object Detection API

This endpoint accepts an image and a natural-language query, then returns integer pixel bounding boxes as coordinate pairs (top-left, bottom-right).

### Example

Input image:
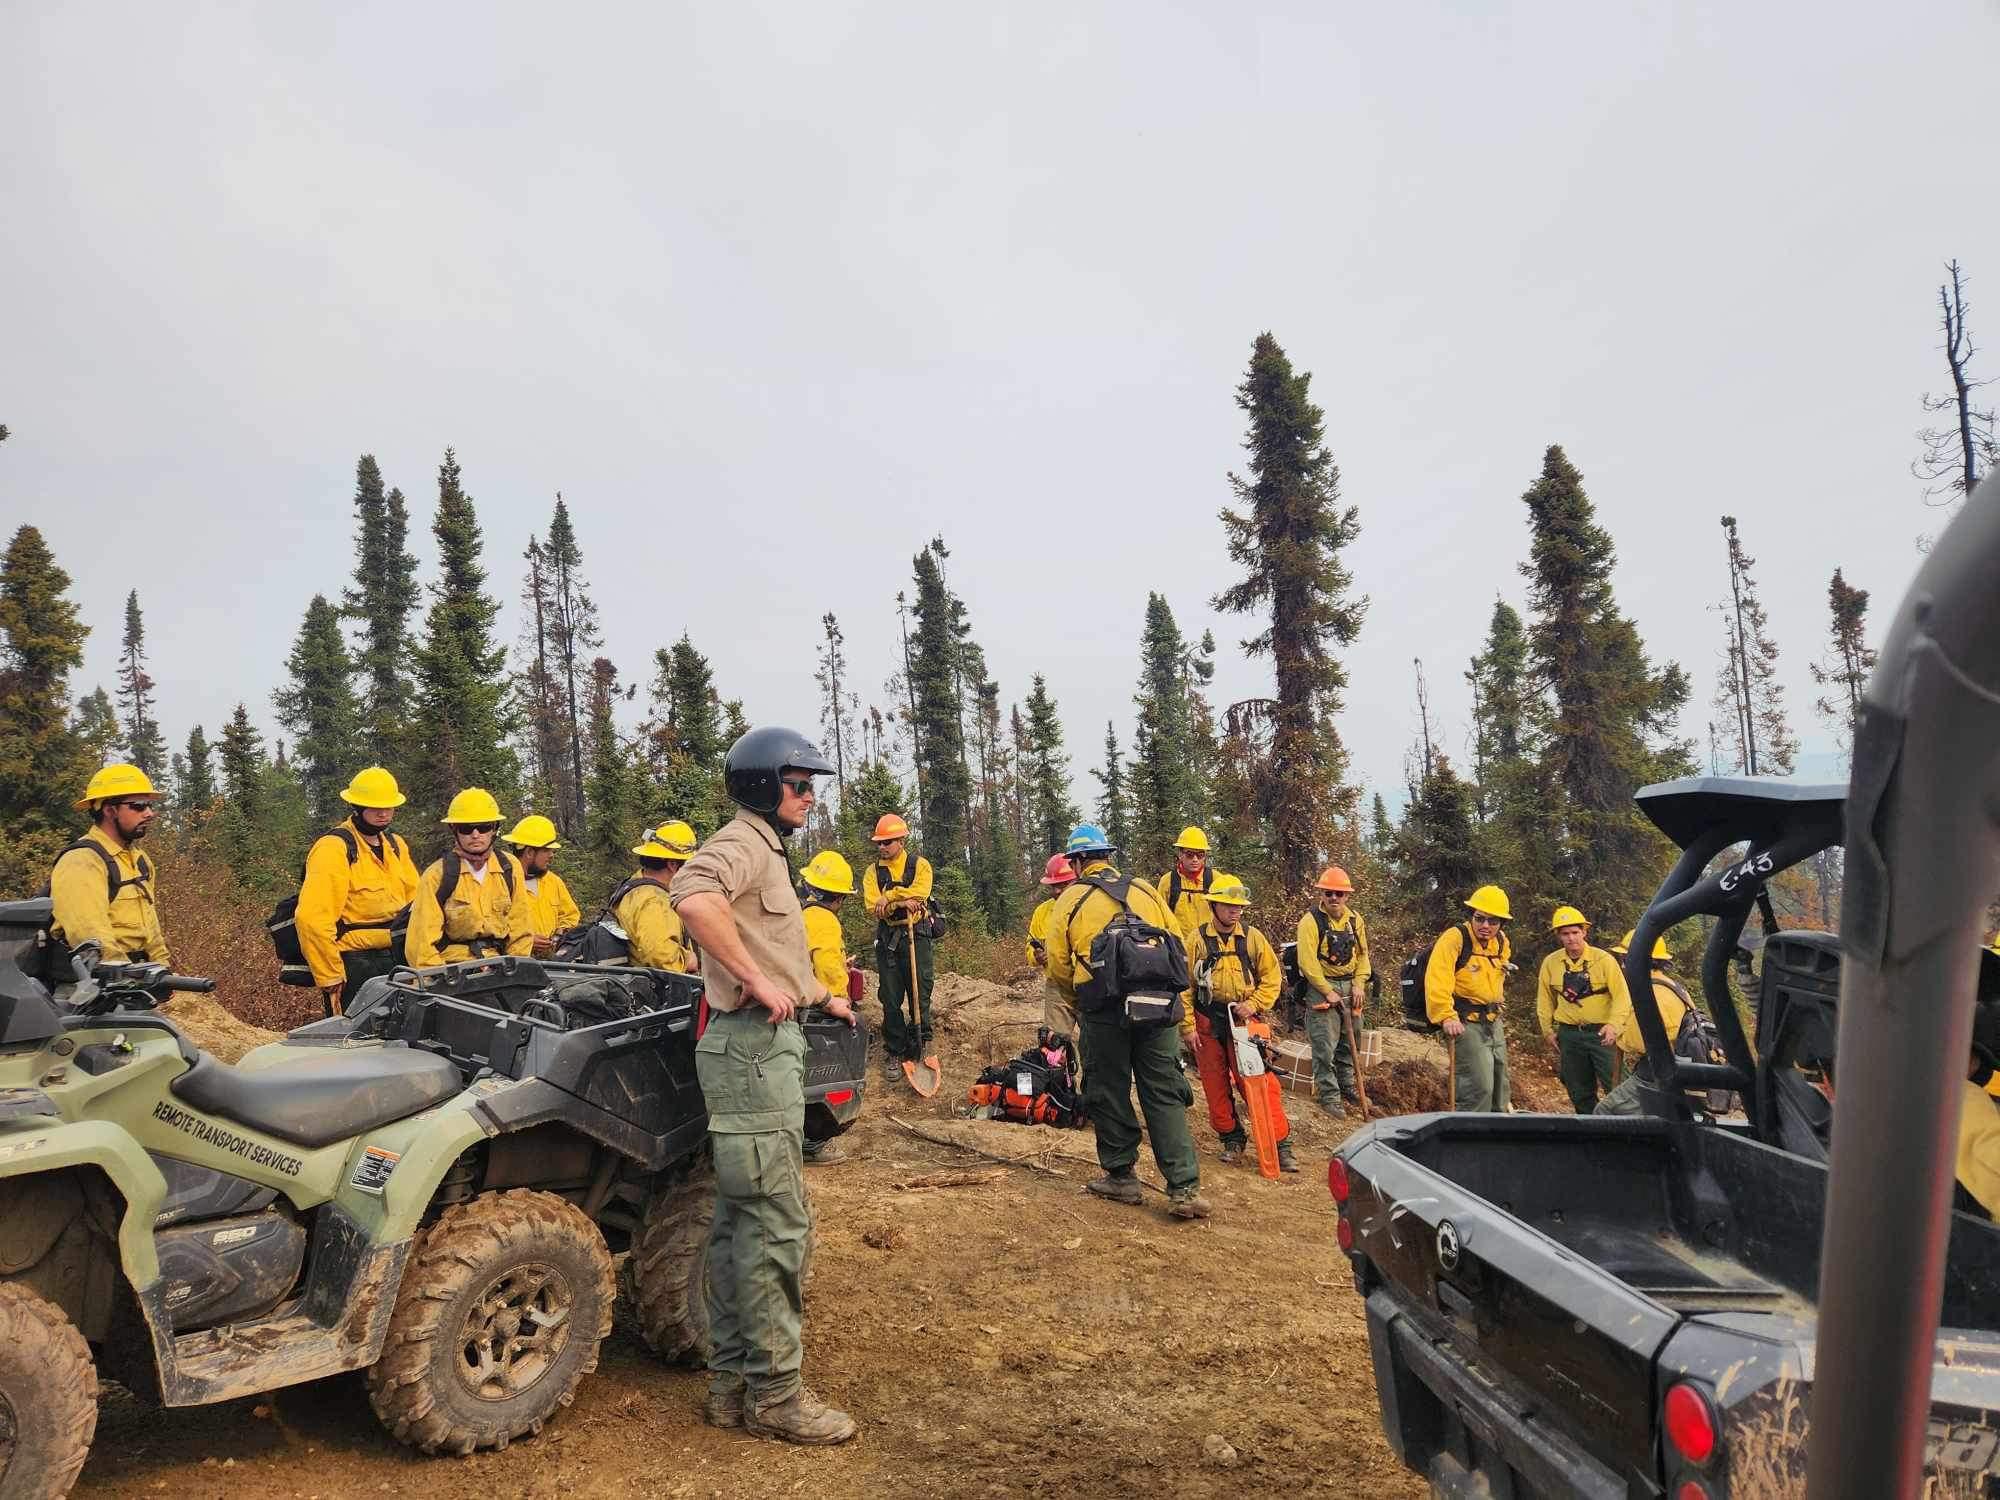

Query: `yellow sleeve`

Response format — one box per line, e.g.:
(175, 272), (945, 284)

(862, 861), (887, 920)
(1601, 951), (1633, 1035)
(1958, 1084), (2000, 1219)
(50, 847), (117, 957)
(908, 857), (934, 902)
(627, 887), (690, 972)
(803, 907), (848, 997)
(297, 834), (353, 988)
(1044, 890), (1078, 992)
(1248, 929), (1281, 1012)
(404, 865), (447, 969)
(1026, 900), (1050, 970)
(390, 837), (421, 903)
(1353, 911), (1372, 991)
(1180, 922), (1203, 1035)
(1536, 953), (1559, 1038)
(503, 855), (536, 957)
(548, 872), (581, 932)
(1425, 926), (1462, 1025)
(1296, 912), (1332, 996)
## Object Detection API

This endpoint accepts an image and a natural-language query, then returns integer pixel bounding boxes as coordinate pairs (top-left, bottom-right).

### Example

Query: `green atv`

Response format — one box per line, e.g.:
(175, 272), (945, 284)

(0, 898), (865, 1500)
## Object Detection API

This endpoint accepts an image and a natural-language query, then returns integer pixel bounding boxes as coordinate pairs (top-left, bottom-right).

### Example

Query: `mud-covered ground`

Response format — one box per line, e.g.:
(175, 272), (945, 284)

(73, 976), (1571, 1499)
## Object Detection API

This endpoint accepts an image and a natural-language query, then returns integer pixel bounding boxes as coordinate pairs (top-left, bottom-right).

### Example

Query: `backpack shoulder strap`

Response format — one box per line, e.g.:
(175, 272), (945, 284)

(1167, 871), (1184, 912)
(58, 838), (127, 904)
(332, 826), (360, 862)
(438, 849), (461, 901)
(874, 862), (894, 896)
(1454, 923), (1478, 972)
(498, 850), (518, 897)
(1309, 906), (1333, 954)
(1235, 931), (1252, 972)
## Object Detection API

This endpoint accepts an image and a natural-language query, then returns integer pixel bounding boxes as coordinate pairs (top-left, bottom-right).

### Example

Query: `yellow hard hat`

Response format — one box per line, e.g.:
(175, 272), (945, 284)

(1613, 929), (1672, 961)
(632, 819), (698, 861)
(1174, 826), (1211, 852)
(801, 850), (856, 895)
(504, 814), (561, 849)
(338, 766), (407, 809)
(74, 763), (158, 810)
(1207, 873), (1252, 906)
(1464, 885), (1512, 921)
(1550, 905), (1589, 932)
(440, 788), (504, 825)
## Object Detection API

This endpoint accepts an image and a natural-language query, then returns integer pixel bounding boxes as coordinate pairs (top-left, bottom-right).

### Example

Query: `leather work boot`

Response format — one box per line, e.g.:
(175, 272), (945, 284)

(1277, 1140), (1300, 1174)
(703, 1378), (745, 1430)
(1085, 1170), (1144, 1206)
(745, 1386), (858, 1446)
(803, 1138), (843, 1166)
(1167, 1186), (1213, 1220)
(1218, 1135), (1247, 1165)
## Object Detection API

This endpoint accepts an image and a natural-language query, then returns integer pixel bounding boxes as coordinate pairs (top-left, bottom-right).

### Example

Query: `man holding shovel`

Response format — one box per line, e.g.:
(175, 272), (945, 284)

(862, 814), (938, 1093)
(1424, 886), (1514, 1112)
(1295, 865), (1371, 1118)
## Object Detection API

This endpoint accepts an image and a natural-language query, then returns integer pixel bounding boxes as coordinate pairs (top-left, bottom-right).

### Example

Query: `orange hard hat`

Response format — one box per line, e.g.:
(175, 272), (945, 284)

(1041, 854), (1077, 886)
(1315, 865), (1355, 894)
(871, 813), (910, 842)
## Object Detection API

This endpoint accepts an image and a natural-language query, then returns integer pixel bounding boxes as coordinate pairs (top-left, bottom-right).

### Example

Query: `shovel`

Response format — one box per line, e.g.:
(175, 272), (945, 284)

(900, 915), (941, 1098)
(1340, 987), (1371, 1117)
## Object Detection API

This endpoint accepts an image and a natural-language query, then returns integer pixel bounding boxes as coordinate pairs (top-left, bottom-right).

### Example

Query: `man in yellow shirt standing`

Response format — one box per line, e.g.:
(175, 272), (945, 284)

(1535, 906), (1632, 1115)
(1295, 865), (1370, 1118)
(1597, 931), (1691, 1117)
(617, 820), (699, 972)
(861, 814), (935, 1085)
(1026, 853), (1075, 976)
(296, 766), (420, 1014)
(402, 789), (535, 968)
(798, 849), (858, 1165)
(49, 764), (170, 966)
(1187, 874), (1297, 1173)
(504, 814), (580, 957)
(1426, 886), (1514, 1112)
(1155, 826), (1214, 937)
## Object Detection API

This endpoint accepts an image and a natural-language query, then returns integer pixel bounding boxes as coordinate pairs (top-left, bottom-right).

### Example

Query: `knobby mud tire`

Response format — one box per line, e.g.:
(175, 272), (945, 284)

(0, 1281), (98, 1500)
(621, 1157), (817, 1366)
(365, 1189), (614, 1457)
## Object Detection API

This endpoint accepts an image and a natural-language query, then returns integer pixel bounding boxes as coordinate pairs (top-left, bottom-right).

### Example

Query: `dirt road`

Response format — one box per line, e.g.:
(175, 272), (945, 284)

(74, 977), (1454, 1500)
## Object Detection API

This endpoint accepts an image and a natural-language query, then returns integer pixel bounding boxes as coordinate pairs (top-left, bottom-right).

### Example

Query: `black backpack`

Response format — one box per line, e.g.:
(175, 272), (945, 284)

(1308, 907), (1360, 968)
(553, 877), (650, 965)
(265, 827), (410, 984)
(1070, 873), (1189, 1027)
(386, 847), (519, 961)
(1398, 923), (1481, 1033)
(874, 860), (945, 939)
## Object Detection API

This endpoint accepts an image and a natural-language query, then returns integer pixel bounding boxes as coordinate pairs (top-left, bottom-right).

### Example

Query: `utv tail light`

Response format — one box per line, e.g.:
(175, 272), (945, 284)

(1675, 1483), (1711, 1500)
(824, 1089), (854, 1107)
(1328, 1155), (1351, 1204)
(1337, 1216), (1355, 1252)
(1663, 1381), (1718, 1466)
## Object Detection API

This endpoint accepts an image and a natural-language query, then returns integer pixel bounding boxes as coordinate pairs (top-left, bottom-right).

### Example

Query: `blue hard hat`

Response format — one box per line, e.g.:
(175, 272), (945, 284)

(1065, 823), (1113, 856)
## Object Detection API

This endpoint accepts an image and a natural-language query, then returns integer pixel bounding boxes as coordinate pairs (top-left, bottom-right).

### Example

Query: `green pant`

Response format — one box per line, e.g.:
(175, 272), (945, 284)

(694, 1008), (810, 1405)
(1555, 1023), (1616, 1114)
(1079, 1015), (1200, 1194)
(1597, 1069), (1646, 1116)
(876, 924), (935, 1060)
(333, 945), (400, 1015)
(1304, 981), (1359, 1109)
(1452, 1018), (1510, 1112)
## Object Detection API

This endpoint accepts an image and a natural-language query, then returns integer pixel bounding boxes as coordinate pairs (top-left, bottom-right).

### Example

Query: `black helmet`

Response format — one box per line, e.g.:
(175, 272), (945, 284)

(724, 725), (836, 814)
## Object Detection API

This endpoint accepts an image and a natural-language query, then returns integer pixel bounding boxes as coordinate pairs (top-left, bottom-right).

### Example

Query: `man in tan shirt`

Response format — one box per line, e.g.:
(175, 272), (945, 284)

(670, 725), (857, 1447)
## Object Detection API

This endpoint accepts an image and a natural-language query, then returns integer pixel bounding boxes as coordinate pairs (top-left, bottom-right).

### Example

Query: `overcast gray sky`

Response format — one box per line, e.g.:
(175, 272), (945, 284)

(6, 1), (1997, 826)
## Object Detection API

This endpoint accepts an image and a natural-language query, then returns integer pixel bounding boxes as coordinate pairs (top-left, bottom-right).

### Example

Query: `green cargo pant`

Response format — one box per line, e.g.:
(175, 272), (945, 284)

(1079, 1014), (1200, 1194)
(1304, 980), (1359, 1110)
(876, 924), (936, 1060)
(694, 1007), (810, 1406)
(1452, 1018), (1510, 1112)
(1596, 1069), (1646, 1116)
(1555, 1023), (1616, 1114)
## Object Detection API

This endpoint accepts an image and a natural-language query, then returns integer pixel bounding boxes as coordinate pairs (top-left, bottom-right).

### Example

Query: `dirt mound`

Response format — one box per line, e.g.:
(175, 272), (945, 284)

(159, 993), (283, 1063)
(1368, 1057), (1451, 1114)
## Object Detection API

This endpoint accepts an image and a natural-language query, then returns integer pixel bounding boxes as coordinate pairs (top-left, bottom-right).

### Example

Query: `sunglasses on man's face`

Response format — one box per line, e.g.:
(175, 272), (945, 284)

(456, 822), (499, 835)
(780, 776), (817, 797)
(1470, 914), (1502, 926)
(117, 801), (157, 814)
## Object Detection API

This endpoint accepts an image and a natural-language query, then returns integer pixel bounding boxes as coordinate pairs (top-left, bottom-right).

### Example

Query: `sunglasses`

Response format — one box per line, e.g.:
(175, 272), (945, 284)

(117, 801), (157, 813)
(780, 776), (817, 797)
(1470, 914), (1503, 925)
(455, 822), (500, 835)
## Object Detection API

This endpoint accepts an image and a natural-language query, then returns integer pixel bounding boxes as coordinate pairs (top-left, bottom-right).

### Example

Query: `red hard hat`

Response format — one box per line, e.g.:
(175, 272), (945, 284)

(1041, 854), (1077, 886)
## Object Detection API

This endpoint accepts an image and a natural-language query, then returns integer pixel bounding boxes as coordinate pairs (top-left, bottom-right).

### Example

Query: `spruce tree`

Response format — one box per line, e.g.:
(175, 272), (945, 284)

(218, 705), (265, 811)
(274, 594), (364, 824)
(1213, 332), (1368, 891)
(176, 724), (216, 819)
(1021, 674), (1079, 858)
(1391, 754), (1489, 960)
(543, 496), (598, 830)
(1466, 598), (1543, 903)
(648, 633), (725, 771)
(72, 686), (120, 765)
(409, 449), (515, 812)
(1810, 568), (1877, 755)
(1368, 792), (1395, 855)
(1520, 446), (1691, 932)
(816, 612), (858, 804)
(1090, 721), (1132, 852)
(0, 525), (93, 893)
(1128, 593), (1201, 872)
(908, 546), (972, 867)
(1712, 515), (1798, 776)
(968, 674), (1021, 931)
(516, 535), (566, 821)
(579, 657), (642, 903)
(342, 455), (420, 766)
(117, 589), (167, 778)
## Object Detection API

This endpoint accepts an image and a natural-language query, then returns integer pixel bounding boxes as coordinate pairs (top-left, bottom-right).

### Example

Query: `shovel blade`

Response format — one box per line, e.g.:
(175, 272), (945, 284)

(902, 1056), (943, 1098)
